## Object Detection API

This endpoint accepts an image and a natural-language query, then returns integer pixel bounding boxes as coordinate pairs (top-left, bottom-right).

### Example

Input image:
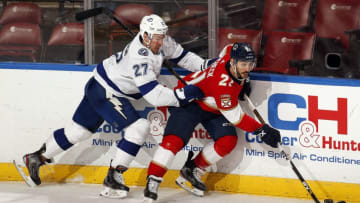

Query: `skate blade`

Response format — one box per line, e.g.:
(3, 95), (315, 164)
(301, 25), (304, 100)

(175, 176), (204, 197)
(13, 160), (37, 187)
(143, 197), (155, 203)
(99, 186), (127, 199)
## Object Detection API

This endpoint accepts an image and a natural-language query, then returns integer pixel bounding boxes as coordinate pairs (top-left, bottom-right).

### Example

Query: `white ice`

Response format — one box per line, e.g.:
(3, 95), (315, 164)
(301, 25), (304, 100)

(0, 181), (315, 203)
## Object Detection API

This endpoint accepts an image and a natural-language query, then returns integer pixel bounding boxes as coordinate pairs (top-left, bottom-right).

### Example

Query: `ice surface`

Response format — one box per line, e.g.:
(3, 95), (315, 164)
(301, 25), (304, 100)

(0, 181), (316, 203)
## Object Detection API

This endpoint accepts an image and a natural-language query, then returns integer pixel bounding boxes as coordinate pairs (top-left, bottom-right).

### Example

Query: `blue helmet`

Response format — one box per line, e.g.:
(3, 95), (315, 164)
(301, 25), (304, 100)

(230, 42), (255, 62)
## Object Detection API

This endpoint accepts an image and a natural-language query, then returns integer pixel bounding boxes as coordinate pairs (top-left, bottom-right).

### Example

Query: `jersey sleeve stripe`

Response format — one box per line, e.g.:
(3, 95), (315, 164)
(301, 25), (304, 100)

(96, 62), (142, 99)
(169, 49), (189, 64)
(139, 80), (159, 96)
(235, 114), (262, 132)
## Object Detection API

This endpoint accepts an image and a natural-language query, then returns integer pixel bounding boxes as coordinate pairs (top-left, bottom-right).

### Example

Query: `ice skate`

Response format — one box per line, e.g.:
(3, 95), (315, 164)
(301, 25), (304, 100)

(143, 175), (163, 203)
(100, 165), (129, 199)
(175, 151), (207, 197)
(13, 144), (52, 187)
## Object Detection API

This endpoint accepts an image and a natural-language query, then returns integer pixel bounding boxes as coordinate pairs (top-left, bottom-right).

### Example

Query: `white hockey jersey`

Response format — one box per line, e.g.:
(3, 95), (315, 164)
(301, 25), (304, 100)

(94, 33), (206, 107)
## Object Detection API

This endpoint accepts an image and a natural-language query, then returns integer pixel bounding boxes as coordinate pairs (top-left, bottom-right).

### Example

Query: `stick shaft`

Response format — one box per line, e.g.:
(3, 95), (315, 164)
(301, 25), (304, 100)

(290, 161), (321, 203)
(244, 94), (265, 124)
(75, 7), (103, 21)
(244, 95), (321, 203)
(104, 8), (136, 37)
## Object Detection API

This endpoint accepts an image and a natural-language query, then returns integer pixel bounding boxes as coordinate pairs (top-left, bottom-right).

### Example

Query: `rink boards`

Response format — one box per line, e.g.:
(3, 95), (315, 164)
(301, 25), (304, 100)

(0, 62), (360, 202)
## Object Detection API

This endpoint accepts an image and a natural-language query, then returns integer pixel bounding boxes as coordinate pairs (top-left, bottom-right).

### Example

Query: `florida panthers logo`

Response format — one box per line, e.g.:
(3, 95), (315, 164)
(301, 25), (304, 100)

(220, 94), (232, 108)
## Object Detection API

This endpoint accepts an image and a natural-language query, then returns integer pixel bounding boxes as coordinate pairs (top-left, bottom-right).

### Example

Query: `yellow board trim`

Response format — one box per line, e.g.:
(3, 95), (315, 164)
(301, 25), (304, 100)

(1, 163), (359, 202)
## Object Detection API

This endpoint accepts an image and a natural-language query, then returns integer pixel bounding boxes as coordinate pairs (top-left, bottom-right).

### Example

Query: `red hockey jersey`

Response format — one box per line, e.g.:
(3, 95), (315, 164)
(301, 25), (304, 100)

(177, 47), (262, 132)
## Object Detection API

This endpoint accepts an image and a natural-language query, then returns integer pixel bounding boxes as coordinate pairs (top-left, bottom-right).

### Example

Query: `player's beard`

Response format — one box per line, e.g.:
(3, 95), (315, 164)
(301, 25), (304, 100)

(240, 71), (249, 79)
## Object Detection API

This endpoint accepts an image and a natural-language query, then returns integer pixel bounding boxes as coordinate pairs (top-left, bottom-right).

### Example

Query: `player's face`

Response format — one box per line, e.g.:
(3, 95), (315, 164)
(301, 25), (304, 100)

(149, 34), (165, 54)
(234, 60), (255, 79)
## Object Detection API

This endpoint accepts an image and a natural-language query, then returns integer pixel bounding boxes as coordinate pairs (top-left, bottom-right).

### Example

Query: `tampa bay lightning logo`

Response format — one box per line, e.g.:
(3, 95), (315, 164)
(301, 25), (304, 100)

(138, 48), (149, 56)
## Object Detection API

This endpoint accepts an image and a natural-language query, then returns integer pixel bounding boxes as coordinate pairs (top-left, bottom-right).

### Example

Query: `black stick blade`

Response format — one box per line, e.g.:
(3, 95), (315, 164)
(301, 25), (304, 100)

(75, 7), (104, 21)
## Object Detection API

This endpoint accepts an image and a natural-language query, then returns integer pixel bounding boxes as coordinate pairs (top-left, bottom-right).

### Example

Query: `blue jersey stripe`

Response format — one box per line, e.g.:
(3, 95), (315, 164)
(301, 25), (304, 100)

(169, 50), (189, 64)
(206, 58), (218, 67)
(117, 138), (141, 156)
(53, 128), (73, 150)
(96, 62), (143, 99)
(138, 80), (159, 96)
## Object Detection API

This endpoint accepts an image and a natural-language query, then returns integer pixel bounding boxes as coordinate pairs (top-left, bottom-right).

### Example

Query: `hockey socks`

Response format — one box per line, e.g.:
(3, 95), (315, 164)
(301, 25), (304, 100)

(194, 135), (238, 168)
(147, 135), (184, 177)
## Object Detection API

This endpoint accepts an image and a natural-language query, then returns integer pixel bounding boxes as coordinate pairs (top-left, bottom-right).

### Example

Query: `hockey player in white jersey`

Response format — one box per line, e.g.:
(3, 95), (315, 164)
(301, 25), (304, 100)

(14, 14), (211, 198)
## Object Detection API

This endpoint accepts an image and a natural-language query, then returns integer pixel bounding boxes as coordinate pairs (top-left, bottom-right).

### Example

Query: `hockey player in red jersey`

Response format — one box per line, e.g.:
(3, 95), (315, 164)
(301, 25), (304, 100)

(143, 42), (281, 202)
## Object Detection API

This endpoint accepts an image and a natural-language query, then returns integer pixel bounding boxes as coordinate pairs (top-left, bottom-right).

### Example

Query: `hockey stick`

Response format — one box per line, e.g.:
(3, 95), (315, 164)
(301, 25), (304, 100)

(76, 7), (136, 36)
(244, 94), (322, 203)
(76, 7), (187, 85)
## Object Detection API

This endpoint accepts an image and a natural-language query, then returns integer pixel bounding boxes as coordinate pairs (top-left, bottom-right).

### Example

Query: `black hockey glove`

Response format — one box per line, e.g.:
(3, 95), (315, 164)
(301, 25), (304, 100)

(238, 79), (251, 101)
(253, 124), (281, 148)
(174, 85), (204, 106)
